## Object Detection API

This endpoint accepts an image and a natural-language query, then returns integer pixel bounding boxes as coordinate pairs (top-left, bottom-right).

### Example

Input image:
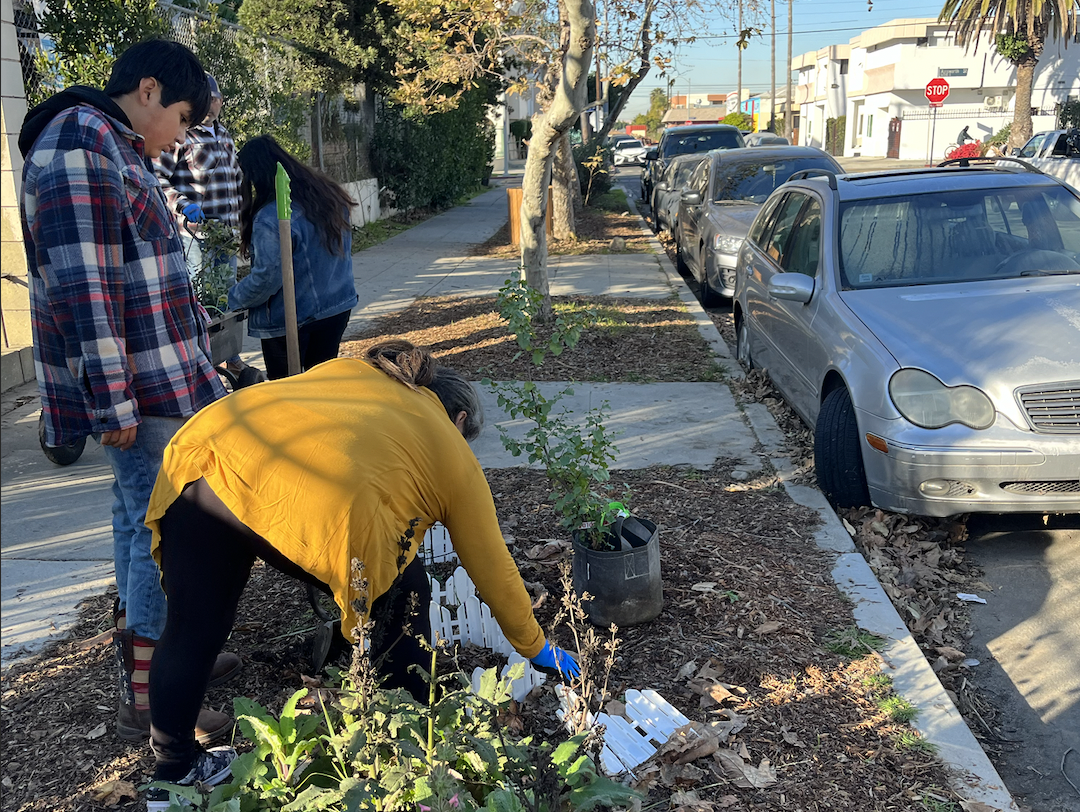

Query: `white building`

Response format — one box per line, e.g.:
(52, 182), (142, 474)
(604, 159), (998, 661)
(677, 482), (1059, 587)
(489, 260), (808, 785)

(793, 18), (1080, 161)
(792, 45), (850, 151)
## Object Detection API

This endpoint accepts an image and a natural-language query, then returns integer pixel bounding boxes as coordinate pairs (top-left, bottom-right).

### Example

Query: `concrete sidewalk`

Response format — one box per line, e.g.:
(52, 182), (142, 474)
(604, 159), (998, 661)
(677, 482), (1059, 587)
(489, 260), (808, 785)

(0, 183), (1016, 810)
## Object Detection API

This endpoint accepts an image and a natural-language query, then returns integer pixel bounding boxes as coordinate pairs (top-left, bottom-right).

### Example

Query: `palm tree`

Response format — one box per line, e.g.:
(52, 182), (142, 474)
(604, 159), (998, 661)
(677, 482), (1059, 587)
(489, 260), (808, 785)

(938, 0), (1078, 149)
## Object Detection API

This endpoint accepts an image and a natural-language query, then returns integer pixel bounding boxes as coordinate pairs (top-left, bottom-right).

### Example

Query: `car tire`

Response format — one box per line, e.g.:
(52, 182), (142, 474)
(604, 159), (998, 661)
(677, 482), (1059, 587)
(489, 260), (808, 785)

(38, 413), (86, 466)
(675, 239), (689, 275)
(735, 315), (753, 369)
(814, 387), (871, 510)
(699, 269), (720, 308)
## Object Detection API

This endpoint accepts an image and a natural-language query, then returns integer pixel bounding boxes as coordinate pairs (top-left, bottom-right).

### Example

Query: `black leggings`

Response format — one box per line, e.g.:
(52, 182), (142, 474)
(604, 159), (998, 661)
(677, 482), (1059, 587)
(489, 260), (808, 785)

(151, 490), (431, 780)
(261, 309), (352, 381)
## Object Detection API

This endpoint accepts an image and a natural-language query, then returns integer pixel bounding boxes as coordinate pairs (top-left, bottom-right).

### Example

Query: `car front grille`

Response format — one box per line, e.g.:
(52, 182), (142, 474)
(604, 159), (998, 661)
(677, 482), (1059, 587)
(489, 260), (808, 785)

(1001, 480), (1080, 495)
(1016, 382), (1080, 433)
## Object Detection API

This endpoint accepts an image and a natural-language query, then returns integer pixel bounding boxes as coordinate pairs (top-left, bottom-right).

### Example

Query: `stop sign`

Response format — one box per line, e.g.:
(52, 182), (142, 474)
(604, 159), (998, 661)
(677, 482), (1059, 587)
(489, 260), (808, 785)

(925, 78), (950, 104)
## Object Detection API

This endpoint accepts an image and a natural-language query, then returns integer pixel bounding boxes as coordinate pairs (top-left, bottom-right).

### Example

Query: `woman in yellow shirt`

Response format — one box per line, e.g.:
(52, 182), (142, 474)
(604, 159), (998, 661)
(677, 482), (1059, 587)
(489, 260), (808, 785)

(143, 341), (578, 793)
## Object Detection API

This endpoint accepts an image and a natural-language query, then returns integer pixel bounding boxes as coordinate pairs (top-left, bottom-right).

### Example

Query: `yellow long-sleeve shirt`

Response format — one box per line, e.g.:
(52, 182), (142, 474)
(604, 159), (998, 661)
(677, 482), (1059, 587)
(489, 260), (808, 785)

(145, 358), (545, 659)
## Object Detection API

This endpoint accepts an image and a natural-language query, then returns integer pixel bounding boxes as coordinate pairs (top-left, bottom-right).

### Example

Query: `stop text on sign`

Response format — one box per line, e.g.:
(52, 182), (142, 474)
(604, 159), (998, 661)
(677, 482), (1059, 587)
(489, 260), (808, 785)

(925, 78), (950, 103)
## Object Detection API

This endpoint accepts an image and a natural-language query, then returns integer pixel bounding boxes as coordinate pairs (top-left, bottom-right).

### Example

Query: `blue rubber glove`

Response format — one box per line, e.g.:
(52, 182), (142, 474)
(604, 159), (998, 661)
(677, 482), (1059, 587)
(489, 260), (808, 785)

(181, 202), (205, 223)
(530, 640), (580, 679)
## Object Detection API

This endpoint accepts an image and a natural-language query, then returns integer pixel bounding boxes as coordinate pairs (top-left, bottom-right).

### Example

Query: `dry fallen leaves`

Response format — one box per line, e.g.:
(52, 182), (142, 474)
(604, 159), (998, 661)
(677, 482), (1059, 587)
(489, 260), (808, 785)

(713, 749), (778, 789)
(89, 780), (137, 806)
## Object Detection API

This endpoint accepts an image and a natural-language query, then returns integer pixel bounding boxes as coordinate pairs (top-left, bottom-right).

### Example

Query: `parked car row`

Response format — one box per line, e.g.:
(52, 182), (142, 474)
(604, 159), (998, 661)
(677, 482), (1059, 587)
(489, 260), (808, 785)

(643, 142), (1080, 519)
(673, 147), (843, 304)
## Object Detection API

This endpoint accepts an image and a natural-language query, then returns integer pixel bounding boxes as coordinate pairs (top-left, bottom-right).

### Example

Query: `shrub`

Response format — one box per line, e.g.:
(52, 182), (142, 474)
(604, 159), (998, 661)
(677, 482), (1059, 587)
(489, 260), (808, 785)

(372, 88), (495, 213)
(572, 140), (613, 203)
(722, 111), (752, 130)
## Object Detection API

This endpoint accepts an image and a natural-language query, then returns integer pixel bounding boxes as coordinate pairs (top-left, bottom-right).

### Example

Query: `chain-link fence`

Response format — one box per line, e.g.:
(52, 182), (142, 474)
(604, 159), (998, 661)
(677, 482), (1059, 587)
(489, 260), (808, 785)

(12, 0), (372, 184)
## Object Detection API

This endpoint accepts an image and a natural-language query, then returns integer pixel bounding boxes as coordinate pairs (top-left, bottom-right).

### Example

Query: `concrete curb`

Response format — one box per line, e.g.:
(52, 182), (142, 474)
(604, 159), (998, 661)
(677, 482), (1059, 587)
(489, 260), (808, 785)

(622, 187), (1018, 811)
(1, 347), (35, 393)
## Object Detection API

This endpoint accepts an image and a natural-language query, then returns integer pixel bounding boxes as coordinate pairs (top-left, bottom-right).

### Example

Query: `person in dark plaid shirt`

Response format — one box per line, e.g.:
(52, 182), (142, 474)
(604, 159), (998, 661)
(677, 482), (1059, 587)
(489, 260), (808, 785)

(18, 40), (240, 760)
(154, 74), (252, 375)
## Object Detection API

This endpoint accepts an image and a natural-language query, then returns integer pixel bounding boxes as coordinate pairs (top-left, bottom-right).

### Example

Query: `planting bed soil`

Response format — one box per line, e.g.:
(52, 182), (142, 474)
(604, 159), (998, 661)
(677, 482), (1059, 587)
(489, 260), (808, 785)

(340, 294), (723, 383)
(471, 202), (653, 258)
(2, 291), (968, 812)
(0, 462), (963, 812)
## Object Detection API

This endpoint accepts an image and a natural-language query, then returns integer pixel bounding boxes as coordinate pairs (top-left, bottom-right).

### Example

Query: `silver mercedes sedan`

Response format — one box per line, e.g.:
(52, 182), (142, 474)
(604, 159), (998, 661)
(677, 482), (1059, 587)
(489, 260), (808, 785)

(733, 163), (1080, 517)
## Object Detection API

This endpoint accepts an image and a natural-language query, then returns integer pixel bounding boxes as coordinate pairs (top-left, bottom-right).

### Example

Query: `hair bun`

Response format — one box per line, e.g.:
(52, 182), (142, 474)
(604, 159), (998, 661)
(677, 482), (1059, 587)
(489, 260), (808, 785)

(365, 340), (437, 389)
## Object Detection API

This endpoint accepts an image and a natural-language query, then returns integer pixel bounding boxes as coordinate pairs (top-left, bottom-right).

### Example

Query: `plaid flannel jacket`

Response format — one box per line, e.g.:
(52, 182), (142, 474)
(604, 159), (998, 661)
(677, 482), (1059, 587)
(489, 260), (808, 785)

(22, 104), (227, 446)
(154, 121), (242, 229)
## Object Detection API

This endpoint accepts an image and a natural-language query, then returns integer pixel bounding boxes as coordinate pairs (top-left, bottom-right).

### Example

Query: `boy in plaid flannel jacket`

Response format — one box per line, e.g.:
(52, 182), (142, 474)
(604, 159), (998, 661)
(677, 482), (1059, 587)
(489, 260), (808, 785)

(19, 40), (238, 749)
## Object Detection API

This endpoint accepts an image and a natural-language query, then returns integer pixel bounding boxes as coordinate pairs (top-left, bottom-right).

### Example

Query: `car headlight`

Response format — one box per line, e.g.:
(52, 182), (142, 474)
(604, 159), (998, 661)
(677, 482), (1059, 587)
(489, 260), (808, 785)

(888, 368), (995, 430)
(713, 234), (743, 254)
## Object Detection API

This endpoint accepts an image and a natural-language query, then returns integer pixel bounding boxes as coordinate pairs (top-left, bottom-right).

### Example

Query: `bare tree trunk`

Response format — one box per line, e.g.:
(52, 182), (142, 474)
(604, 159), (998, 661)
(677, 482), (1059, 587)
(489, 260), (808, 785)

(552, 133), (577, 240)
(520, 0), (596, 320)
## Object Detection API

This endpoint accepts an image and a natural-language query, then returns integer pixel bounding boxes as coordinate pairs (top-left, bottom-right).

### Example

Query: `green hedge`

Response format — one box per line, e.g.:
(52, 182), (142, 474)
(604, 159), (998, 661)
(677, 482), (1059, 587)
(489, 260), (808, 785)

(372, 89), (495, 212)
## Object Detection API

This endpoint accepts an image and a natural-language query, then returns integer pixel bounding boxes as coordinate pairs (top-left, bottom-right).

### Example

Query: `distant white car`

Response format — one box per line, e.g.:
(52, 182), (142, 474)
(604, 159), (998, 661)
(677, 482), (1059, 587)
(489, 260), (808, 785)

(613, 138), (649, 166)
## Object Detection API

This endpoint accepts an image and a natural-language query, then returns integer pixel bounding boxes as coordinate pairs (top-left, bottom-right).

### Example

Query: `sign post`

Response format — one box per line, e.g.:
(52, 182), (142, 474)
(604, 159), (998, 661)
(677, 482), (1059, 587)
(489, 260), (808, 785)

(925, 78), (950, 165)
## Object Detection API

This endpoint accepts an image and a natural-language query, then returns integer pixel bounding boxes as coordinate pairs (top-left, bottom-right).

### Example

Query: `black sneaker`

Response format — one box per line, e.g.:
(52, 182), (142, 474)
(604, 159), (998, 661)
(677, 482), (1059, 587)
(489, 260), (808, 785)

(146, 746), (237, 811)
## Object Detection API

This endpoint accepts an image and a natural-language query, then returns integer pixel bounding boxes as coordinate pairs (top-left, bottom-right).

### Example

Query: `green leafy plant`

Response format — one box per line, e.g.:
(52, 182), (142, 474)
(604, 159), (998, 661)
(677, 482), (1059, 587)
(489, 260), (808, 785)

(485, 278), (628, 550)
(151, 649), (638, 811)
(878, 695), (919, 723)
(987, 123), (1011, 147)
(823, 626), (886, 658)
(994, 33), (1031, 63)
(190, 220), (240, 315)
(1058, 99), (1080, 130)
(372, 86), (497, 213)
(894, 729), (937, 755)
(30, 0), (170, 106)
(572, 140), (613, 203)
(722, 111), (752, 130)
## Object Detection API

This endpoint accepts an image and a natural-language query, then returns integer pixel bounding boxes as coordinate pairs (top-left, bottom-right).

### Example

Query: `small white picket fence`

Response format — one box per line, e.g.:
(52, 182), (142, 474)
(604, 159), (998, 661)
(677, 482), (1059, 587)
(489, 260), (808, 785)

(556, 686), (692, 777)
(423, 523), (546, 702)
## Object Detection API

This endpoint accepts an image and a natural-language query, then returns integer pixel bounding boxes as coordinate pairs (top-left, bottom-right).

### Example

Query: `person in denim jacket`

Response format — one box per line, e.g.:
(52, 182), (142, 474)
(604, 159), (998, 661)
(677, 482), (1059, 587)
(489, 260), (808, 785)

(227, 136), (358, 379)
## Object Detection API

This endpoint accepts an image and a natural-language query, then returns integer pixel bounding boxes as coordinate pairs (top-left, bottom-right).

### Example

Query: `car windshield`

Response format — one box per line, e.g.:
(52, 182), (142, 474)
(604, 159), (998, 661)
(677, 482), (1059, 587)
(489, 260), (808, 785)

(662, 130), (743, 158)
(839, 186), (1080, 288)
(618, 139), (643, 150)
(712, 156), (839, 204)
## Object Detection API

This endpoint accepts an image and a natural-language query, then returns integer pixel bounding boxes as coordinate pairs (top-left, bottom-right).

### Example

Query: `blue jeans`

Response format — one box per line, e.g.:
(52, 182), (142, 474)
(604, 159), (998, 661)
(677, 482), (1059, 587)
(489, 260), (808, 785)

(103, 415), (186, 640)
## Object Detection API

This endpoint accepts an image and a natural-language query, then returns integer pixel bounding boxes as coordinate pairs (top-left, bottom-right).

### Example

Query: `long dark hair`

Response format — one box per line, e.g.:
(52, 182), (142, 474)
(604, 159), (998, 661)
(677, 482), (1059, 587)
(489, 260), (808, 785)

(237, 135), (355, 257)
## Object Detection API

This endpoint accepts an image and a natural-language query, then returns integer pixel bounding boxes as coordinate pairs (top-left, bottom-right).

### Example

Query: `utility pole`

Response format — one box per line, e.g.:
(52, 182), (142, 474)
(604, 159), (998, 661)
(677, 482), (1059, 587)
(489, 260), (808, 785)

(737, 0), (743, 117)
(785, 0), (793, 142)
(770, 0), (776, 132)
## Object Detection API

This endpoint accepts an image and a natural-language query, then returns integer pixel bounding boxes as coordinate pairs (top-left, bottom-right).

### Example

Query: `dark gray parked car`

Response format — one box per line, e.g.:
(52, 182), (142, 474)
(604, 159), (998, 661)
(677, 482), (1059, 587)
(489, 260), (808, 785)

(650, 154), (707, 239)
(733, 161), (1080, 517)
(675, 146), (841, 304)
(640, 123), (745, 203)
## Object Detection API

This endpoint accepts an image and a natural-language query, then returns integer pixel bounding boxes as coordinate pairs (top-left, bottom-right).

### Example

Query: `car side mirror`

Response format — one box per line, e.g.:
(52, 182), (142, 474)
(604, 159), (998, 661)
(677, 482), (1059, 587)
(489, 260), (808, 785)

(768, 272), (814, 303)
(645, 148), (659, 161)
(681, 191), (702, 205)
(656, 182), (669, 191)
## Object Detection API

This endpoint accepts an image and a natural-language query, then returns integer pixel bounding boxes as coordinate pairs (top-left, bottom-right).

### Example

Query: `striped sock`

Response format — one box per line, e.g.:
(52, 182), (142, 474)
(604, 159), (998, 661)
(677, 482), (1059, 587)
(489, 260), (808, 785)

(132, 639), (154, 711)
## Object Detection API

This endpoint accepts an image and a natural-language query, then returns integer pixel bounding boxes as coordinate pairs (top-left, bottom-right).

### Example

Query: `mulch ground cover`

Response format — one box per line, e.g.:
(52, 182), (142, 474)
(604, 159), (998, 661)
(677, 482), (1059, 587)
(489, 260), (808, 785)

(338, 294), (722, 383)
(471, 201), (654, 259)
(1, 211), (969, 812)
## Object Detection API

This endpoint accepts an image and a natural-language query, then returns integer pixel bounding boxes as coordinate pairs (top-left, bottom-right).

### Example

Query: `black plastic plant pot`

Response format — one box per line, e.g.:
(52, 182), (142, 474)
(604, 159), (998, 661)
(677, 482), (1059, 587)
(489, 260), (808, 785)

(572, 516), (663, 628)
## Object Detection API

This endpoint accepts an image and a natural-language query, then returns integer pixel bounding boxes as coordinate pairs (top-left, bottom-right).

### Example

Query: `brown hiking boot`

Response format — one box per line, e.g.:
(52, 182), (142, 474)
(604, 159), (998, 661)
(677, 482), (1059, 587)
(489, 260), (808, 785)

(117, 702), (234, 745)
(113, 630), (236, 745)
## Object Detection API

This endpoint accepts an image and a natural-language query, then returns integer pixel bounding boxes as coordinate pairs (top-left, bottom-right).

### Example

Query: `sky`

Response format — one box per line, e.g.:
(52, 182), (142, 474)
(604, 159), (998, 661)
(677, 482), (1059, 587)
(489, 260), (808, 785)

(617, 0), (954, 120)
